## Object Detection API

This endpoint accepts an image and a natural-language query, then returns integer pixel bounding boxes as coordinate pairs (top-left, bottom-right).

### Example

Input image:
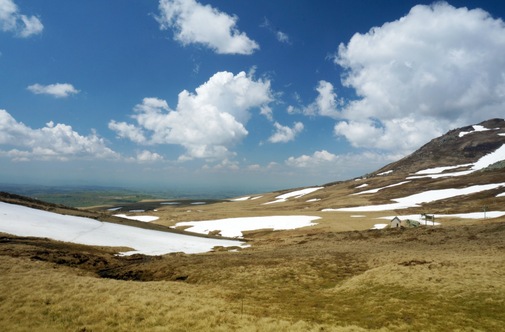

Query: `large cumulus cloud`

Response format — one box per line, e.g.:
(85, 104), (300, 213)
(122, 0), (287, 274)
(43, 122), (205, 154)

(109, 71), (272, 161)
(156, 0), (259, 55)
(0, 110), (118, 161)
(332, 2), (505, 153)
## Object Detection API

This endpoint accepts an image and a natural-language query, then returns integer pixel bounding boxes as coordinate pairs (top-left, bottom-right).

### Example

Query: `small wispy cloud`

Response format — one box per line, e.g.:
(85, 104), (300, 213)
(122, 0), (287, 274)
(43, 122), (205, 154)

(27, 83), (80, 98)
(260, 17), (290, 44)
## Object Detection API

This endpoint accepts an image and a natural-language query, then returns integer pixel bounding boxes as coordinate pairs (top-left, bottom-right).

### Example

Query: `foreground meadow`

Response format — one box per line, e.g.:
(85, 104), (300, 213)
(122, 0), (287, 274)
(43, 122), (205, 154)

(1, 217), (505, 331)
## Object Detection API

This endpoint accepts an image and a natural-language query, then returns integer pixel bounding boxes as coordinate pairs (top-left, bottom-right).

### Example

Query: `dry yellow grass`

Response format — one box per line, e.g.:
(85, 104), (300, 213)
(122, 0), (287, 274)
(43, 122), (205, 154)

(0, 255), (371, 331)
(2, 219), (505, 331)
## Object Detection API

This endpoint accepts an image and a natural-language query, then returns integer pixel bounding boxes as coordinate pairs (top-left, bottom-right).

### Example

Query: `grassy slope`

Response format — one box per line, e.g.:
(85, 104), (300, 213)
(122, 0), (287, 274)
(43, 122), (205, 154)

(1, 220), (505, 331)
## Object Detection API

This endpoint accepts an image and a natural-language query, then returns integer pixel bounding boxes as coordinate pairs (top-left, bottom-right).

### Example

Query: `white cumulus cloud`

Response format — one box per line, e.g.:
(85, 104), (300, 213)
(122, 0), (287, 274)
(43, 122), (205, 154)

(331, 2), (505, 154)
(0, 109), (118, 161)
(0, 0), (43, 37)
(156, 0), (259, 55)
(109, 120), (147, 144)
(268, 122), (304, 143)
(27, 83), (80, 98)
(303, 80), (341, 118)
(285, 150), (399, 181)
(109, 71), (272, 161)
(136, 150), (164, 163)
(286, 150), (338, 168)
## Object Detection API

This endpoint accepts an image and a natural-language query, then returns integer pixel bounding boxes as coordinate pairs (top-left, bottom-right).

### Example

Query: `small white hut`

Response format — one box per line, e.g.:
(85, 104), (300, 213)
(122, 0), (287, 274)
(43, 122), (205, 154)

(390, 216), (402, 228)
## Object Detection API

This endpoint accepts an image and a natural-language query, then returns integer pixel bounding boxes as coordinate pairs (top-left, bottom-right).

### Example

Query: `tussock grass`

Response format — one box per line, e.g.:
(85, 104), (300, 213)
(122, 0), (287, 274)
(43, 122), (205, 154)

(0, 256), (371, 331)
(6, 221), (505, 331)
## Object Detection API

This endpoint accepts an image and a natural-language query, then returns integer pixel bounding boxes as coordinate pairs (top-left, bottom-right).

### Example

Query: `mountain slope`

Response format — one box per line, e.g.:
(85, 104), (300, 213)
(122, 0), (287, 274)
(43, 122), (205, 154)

(313, 118), (505, 215)
(375, 118), (505, 175)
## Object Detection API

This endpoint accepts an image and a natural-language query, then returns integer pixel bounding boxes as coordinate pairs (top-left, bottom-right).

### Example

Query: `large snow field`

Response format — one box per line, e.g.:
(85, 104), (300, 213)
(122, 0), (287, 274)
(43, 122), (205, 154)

(325, 182), (505, 212)
(0, 202), (245, 256)
(174, 215), (321, 238)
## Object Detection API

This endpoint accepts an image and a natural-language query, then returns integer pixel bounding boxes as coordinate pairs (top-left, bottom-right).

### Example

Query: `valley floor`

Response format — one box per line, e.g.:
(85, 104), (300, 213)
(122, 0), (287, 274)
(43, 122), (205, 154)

(1, 220), (505, 331)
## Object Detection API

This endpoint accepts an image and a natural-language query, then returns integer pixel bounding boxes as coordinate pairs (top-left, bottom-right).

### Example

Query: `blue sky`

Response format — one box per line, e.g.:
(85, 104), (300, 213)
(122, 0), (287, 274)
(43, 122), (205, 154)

(1, 0), (505, 194)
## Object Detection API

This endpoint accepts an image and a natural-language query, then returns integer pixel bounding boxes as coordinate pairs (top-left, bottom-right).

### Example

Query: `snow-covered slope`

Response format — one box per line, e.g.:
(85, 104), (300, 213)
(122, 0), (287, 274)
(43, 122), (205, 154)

(0, 201), (245, 256)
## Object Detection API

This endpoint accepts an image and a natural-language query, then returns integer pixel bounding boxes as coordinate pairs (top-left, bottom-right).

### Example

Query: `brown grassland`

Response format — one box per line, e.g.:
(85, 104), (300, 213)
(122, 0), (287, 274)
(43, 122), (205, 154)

(1, 169), (505, 331)
(1, 205), (505, 331)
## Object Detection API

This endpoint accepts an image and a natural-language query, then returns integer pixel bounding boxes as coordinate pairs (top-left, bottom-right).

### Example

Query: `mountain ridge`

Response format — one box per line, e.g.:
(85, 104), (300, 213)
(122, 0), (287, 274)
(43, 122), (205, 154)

(373, 118), (505, 176)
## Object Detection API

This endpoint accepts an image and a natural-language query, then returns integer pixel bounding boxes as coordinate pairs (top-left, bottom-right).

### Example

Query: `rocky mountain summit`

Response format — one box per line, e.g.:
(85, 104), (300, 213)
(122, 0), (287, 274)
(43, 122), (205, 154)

(375, 118), (505, 175)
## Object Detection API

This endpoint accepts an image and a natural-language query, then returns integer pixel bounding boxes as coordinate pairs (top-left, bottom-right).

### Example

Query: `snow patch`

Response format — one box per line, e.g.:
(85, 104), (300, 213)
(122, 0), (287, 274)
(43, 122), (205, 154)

(414, 164), (473, 175)
(371, 224), (388, 230)
(436, 211), (505, 219)
(230, 195), (263, 202)
(114, 214), (159, 222)
(231, 196), (250, 201)
(353, 181), (410, 195)
(325, 182), (505, 212)
(471, 144), (505, 171)
(458, 125), (490, 137)
(407, 170), (473, 180)
(174, 215), (320, 238)
(263, 187), (323, 204)
(409, 143), (505, 179)
(380, 211), (505, 221)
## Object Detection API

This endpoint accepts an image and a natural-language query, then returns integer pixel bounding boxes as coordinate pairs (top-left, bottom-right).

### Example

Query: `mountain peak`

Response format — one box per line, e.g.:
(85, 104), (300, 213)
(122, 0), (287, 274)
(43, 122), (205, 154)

(376, 118), (505, 175)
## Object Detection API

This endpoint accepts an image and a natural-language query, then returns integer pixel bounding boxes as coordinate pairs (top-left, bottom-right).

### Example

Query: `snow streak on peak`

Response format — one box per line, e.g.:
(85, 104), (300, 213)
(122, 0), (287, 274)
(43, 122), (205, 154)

(458, 125), (492, 137)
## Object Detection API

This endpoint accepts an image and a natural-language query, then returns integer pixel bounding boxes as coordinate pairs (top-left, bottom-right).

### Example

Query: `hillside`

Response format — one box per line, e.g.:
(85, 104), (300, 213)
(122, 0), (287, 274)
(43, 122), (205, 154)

(375, 118), (505, 175)
(1, 119), (505, 331)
